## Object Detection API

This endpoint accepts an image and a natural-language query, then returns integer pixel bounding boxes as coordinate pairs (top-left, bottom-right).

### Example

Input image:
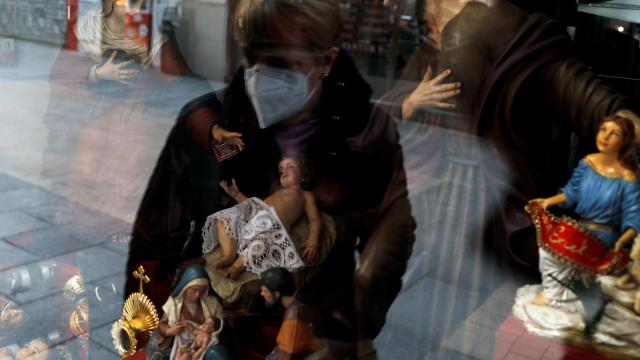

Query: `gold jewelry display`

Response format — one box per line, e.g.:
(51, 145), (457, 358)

(111, 266), (159, 358)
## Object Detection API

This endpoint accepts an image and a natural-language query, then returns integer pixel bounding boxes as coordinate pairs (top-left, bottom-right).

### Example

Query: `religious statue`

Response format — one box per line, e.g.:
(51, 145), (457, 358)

(147, 265), (225, 360)
(513, 115), (640, 357)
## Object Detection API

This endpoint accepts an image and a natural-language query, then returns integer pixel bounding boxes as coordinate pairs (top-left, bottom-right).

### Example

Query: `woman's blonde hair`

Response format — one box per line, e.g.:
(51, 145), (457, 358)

(234, 0), (341, 51)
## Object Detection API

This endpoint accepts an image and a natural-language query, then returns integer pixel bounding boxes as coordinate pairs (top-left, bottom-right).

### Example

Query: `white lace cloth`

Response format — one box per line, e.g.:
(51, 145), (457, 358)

(202, 197), (304, 274)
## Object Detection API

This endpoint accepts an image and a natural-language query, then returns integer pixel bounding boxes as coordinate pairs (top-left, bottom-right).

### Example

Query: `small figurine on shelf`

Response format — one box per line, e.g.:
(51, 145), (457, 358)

(260, 268), (328, 360)
(147, 265), (224, 360)
(514, 115), (640, 336)
(202, 155), (321, 279)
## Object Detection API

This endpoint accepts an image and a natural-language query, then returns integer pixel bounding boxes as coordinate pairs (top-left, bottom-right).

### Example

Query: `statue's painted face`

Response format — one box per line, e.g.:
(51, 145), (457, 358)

(184, 285), (208, 303)
(597, 121), (624, 156)
(279, 158), (303, 188)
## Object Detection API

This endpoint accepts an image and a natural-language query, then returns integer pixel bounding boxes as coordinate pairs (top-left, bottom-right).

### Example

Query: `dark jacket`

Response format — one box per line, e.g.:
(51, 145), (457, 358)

(126, 50), (409, 293)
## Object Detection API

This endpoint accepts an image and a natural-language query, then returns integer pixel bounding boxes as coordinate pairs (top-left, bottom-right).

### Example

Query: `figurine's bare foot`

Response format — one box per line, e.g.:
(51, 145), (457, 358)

(224, 265), (243, 280)
(216, 254), (238, 269)
(531, 291), (547, 306)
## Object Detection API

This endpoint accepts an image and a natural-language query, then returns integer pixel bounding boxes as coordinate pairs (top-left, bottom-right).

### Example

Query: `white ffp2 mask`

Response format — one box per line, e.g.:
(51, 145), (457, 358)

(244, 64), (319, 129)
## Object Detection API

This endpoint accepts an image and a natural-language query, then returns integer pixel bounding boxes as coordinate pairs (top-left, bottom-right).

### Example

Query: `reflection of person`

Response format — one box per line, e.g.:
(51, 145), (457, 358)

(387, 0), (639, 264)
(514, 116), (640, 333)
(148, 265), (224, 360)
(128, 2), (415, 355)
(260, 268), (328, 360)
(73, 0), (188, 82)
(42, 0), (205, 224)
(202, 156), (321, 279)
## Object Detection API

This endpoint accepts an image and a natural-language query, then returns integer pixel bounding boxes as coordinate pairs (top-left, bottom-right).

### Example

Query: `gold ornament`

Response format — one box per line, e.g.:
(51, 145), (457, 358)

(111, 266), (159, 358)
(69, 298), (89, 339)
(63, 275), (86, 301)
(0, 298), (24, 326)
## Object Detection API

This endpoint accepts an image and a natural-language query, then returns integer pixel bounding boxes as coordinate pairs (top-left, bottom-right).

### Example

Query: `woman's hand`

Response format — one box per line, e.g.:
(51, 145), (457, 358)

(302, 240), (319, 263)
(402, 67), (461, 120)
(95, 51), (138, 85)
(165, 321), (186, 336)
(212, 126), (245, 151)
(219, 179), (240, 197)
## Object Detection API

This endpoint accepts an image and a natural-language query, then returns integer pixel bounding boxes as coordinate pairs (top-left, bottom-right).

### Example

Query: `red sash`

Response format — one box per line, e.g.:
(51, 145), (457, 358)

(525, 201), (629, 274)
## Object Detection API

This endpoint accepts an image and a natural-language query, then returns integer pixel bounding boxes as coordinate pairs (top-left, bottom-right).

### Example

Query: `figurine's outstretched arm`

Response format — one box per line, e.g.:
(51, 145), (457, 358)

(220, 178), (247, 203)
(534, 193), (566, 209)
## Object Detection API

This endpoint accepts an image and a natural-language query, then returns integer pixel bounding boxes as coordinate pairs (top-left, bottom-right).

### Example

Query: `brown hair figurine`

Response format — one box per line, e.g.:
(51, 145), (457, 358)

(600, 115), (640, 178)
(513, 114), (640, 335)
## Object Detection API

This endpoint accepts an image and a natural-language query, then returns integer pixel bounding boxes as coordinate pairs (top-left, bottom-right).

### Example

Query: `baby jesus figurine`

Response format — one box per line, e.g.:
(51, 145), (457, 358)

(202, 156), (321, 279)
(189, 317), (219, 360)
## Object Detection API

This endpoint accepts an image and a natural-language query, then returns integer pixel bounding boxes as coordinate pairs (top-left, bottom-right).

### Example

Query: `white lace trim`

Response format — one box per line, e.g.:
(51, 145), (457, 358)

(201, 198), (304, 273)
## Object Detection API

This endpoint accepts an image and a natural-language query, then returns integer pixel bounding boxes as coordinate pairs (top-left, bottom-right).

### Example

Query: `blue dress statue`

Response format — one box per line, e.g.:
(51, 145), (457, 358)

(513, 154), (640, 336)
(561, 159), (640, 249)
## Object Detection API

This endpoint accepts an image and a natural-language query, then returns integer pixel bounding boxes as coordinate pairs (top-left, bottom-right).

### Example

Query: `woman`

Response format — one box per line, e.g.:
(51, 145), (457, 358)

(514, 115), (640, 334)
(148, 265), (224, 360)
(128, 0), (415, 356)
